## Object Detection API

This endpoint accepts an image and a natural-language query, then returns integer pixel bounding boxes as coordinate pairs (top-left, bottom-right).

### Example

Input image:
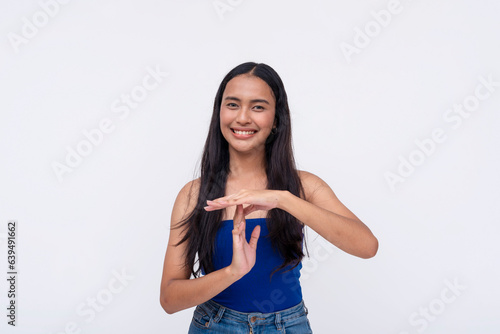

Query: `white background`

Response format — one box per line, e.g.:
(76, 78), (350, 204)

(1, 0), (499, 333)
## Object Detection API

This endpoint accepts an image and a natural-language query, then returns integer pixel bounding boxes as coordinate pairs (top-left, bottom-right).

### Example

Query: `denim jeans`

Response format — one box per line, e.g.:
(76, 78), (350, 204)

(188, 299), (313, 333)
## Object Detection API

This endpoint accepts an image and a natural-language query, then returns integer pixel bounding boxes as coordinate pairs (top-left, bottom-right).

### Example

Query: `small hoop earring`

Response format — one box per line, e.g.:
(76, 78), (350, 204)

(271, 127), (277, 135)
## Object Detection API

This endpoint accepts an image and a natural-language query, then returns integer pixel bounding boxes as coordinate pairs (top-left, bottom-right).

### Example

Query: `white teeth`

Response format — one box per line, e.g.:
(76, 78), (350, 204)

(234, 130), (256, 135)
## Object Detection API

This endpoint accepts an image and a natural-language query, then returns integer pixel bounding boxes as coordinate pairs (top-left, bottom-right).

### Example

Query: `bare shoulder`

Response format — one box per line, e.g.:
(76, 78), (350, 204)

(171, 177), (201, 228)
(183, 177), (201, 202)
(297, 169), (361, 221)
(297, 170), (321, 182)
(297, 170), (329, 201)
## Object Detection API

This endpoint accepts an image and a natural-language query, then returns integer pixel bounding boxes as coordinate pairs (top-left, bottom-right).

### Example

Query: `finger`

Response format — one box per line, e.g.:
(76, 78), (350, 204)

(232, 222), (242, 247)
(213, 199), (228, 205)
(233, 204), (245, 229)
(204, 203), (226, 211)
(223, 194), (237, 203)
(239, 219), (245, 235)
(249, 225), (261, 249)
(204, 204), (220, 211)
(207, 200), (225, 206)
(232, 219), (245, 245)
(212, 193), (237, 204)
(223, 192), (248, 205)
(205, 201), (230, 211)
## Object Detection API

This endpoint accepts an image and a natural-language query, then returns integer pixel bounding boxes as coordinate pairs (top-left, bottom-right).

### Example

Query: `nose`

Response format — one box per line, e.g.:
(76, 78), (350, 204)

(236, 106), (251, 124)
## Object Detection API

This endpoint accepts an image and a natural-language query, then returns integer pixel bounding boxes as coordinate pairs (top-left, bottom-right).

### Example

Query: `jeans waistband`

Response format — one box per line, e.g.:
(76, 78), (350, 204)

(199, 298), (309, 327)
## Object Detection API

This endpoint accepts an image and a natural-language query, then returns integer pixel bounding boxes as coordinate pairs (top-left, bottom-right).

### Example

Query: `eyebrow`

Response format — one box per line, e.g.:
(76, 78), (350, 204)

(224, 96), (270, 105)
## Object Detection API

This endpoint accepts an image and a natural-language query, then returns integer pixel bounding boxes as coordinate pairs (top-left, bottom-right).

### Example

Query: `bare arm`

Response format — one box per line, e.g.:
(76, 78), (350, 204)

(159, 180), (260, 314)
(278, 171), (378, 259)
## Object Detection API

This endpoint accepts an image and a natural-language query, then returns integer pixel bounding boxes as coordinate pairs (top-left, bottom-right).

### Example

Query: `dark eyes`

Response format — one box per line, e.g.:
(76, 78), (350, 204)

(226, 103), (264, 111)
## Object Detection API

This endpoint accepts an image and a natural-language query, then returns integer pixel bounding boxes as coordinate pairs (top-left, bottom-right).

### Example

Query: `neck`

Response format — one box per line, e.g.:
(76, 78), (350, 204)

(227, 146), (267, 179)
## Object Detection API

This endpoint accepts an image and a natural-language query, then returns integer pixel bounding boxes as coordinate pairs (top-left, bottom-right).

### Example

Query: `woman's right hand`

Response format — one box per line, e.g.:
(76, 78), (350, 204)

(228, 204), (261, 279)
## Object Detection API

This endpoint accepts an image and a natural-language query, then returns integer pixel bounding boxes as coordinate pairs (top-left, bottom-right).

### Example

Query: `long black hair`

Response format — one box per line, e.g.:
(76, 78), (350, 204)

(174, 62), (308, 279)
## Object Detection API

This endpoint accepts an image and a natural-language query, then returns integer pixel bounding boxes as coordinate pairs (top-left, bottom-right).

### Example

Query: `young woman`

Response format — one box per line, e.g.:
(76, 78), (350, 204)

(160, 62), (378, 333)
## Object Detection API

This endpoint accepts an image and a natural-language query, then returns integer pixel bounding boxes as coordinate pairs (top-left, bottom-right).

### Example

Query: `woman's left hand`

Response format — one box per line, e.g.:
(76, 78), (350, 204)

(204, 189), (284, 216)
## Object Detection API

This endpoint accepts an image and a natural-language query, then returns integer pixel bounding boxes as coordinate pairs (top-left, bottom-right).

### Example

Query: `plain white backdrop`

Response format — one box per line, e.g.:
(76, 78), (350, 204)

(1, 0), (499, 333)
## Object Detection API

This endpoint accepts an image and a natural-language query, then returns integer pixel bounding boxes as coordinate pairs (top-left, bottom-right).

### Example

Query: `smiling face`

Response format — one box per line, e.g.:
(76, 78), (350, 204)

(220, 74), (276, 154)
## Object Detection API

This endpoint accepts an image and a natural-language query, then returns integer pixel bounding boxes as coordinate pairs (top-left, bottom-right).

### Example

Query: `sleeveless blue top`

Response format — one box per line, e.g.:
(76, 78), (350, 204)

(205, 218), (303, 313)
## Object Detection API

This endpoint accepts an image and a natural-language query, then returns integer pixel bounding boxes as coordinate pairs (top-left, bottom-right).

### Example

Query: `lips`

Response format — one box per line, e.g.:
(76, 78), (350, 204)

(230, 128), (257, 138)
(231, 128), (257, 135)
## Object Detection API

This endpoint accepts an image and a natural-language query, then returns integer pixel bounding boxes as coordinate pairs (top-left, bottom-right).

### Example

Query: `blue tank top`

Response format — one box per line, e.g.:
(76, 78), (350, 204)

(207, 218), (303, 313)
